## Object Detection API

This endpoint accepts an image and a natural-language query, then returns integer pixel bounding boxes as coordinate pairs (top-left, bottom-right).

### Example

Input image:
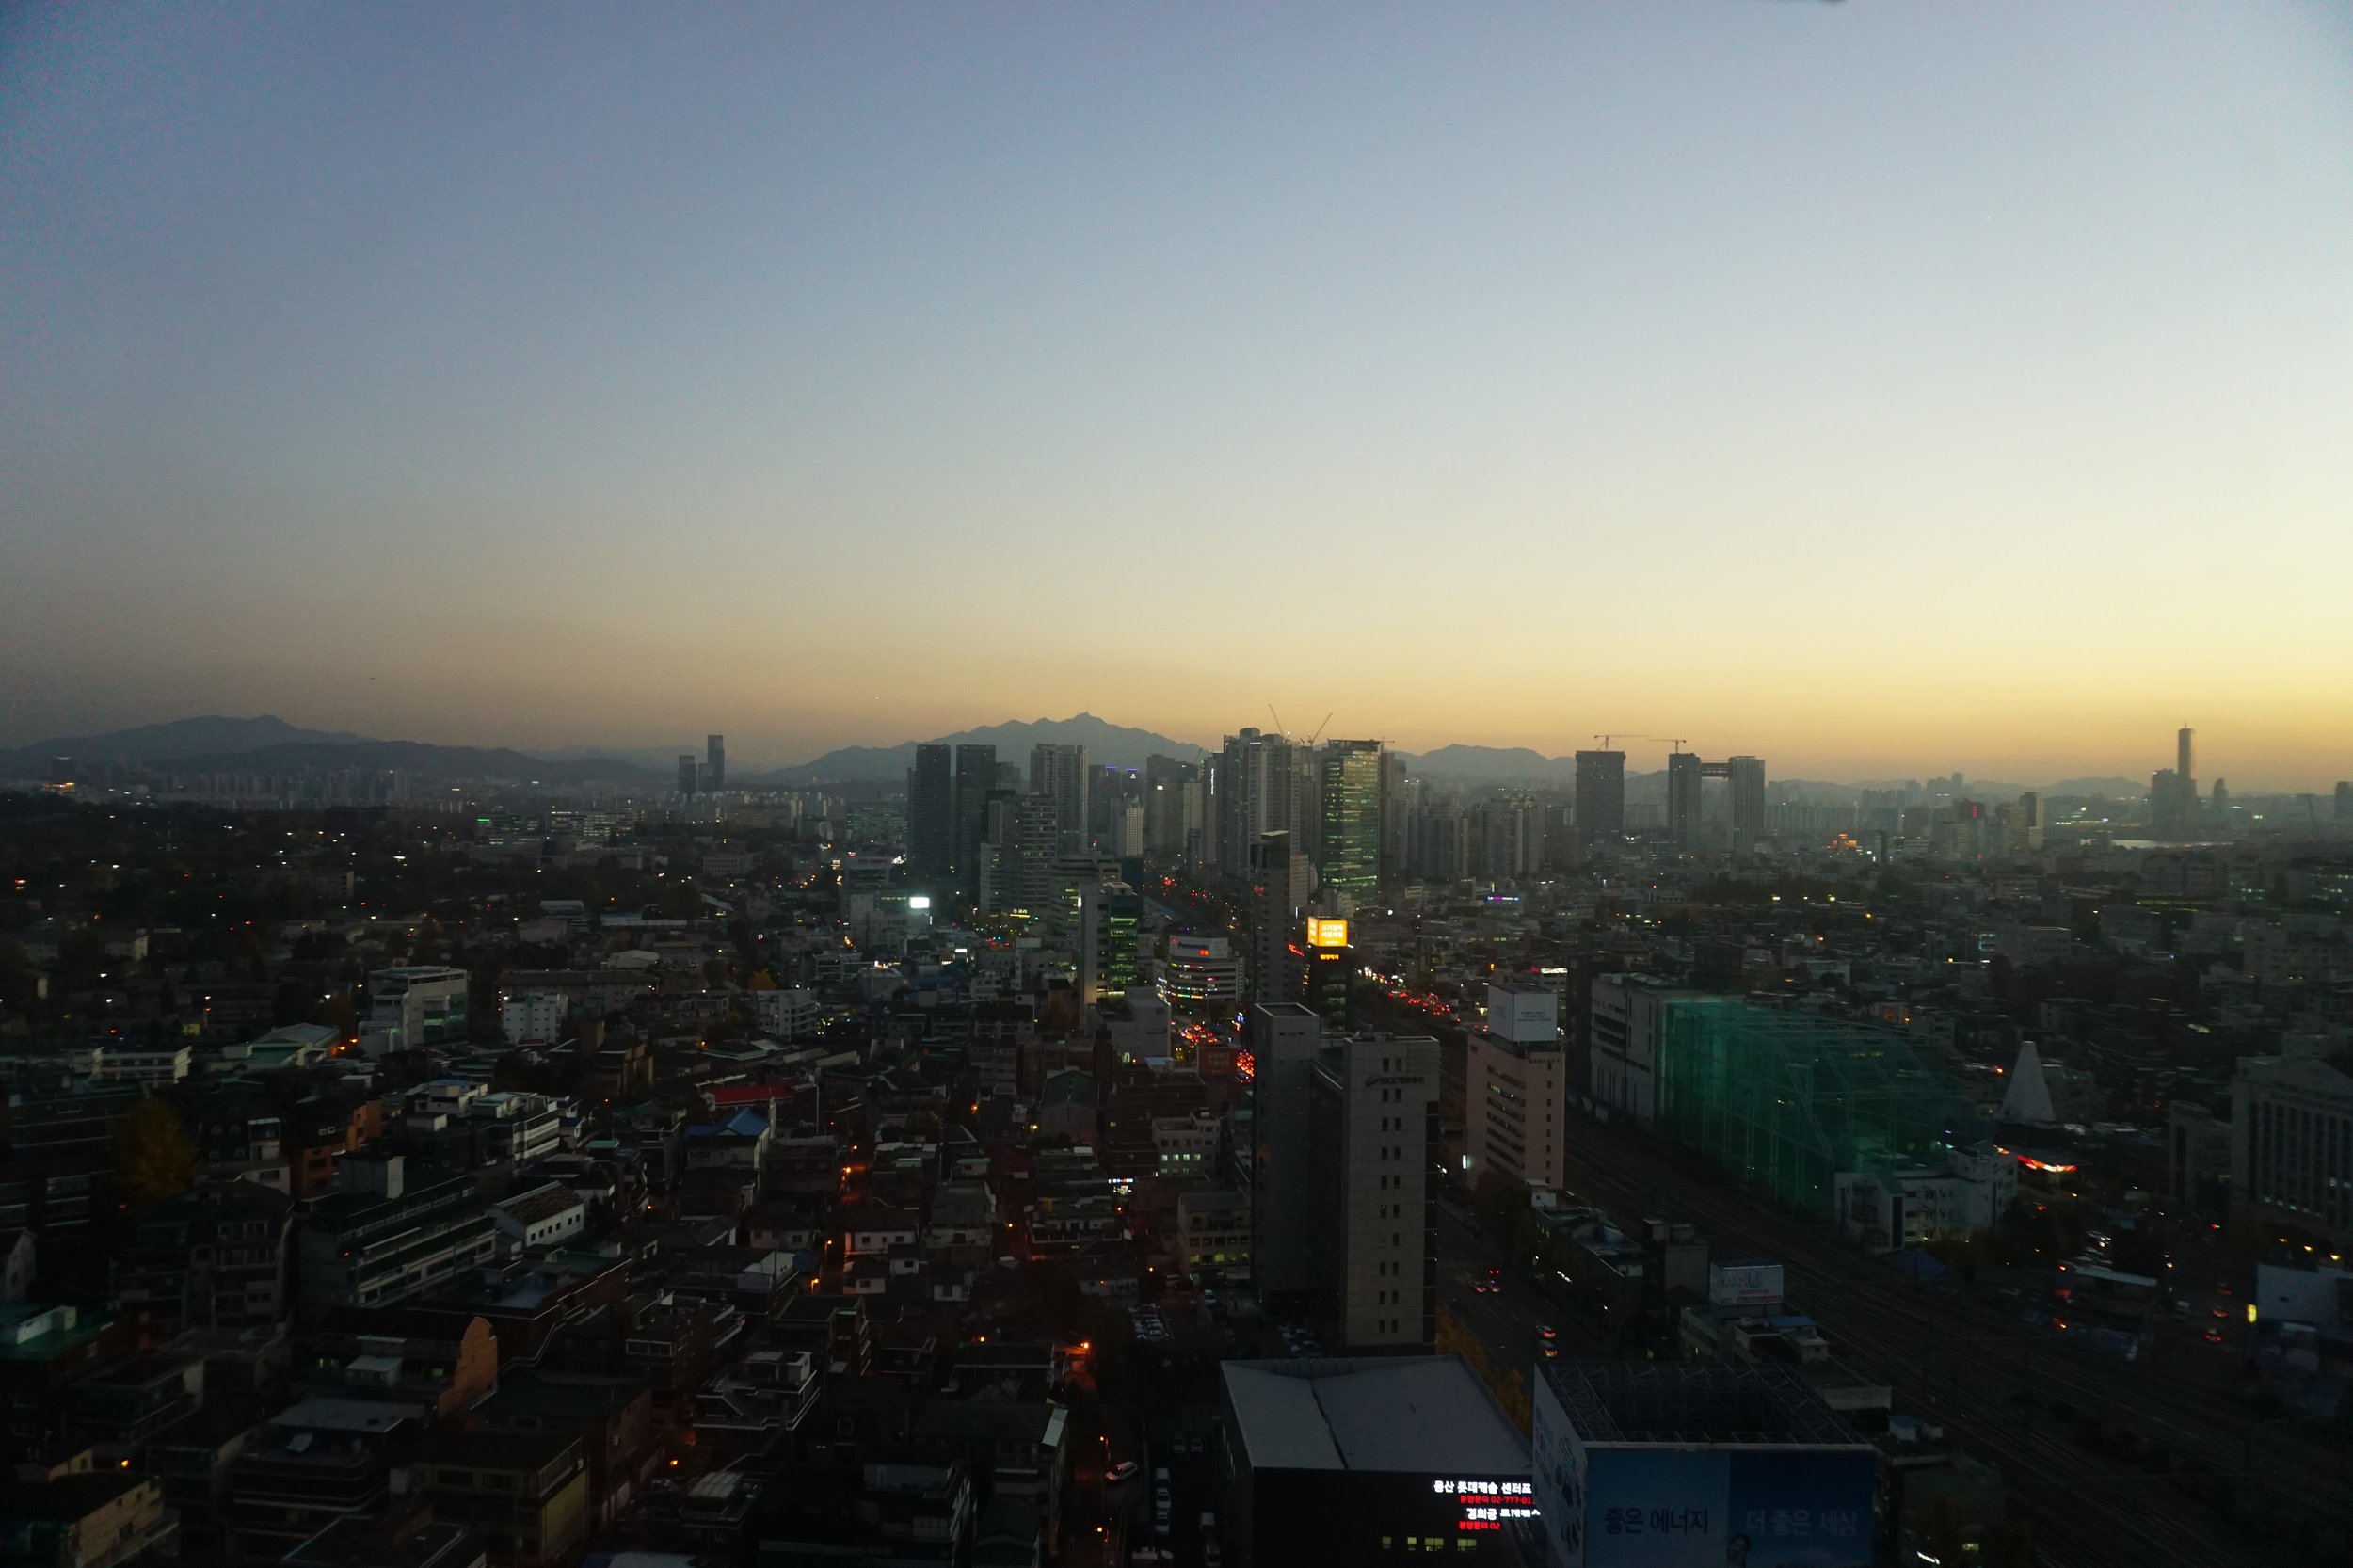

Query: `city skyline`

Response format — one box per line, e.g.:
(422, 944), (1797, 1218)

(6, 5), (2351, 782)
(2, 702), (2342, 794)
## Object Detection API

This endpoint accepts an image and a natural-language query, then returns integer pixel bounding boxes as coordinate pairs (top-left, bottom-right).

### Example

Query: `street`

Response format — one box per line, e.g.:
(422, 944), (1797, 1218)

(1434, 1201), (1591, 1385)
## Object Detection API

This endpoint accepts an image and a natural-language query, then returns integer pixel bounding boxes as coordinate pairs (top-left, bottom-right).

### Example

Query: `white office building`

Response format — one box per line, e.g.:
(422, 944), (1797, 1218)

(1465, 984), (1566, 1191)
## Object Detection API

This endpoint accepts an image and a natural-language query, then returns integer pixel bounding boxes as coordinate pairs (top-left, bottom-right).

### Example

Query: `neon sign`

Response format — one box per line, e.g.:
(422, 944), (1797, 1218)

(1433, 1479), (1538, 1530)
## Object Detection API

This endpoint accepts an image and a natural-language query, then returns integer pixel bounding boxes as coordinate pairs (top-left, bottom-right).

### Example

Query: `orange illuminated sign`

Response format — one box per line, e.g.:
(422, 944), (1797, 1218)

(1305, 917), (1349, 949)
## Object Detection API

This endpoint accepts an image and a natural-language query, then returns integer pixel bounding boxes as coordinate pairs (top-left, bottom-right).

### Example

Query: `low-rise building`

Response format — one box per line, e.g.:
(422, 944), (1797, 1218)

(0, 1467), (180, 1568)
(489, 1184), (587, 1251)
(359, 966), (469, 1058)
(415, 1430), (590, 1568)
(1177, 1190), (1251, 1282)
(476, 1372), (658, 1527)
(113, 1179), (293, 1335)
(296, 1158), (498, 1321)
(225, 1398), (426, 1563)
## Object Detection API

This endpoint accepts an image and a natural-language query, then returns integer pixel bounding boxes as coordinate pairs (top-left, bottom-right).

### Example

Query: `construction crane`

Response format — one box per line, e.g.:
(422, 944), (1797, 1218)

(1592, 733), (1682, 751)
(1305, 712), (1334, 746)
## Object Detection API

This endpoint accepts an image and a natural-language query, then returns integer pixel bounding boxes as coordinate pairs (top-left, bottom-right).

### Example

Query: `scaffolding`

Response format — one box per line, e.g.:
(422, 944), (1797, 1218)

(1655, 999), (1978, 1221)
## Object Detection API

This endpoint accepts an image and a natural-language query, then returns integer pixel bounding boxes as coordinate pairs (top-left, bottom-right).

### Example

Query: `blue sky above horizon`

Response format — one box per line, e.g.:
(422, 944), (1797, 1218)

(4, 4), (2350, 784)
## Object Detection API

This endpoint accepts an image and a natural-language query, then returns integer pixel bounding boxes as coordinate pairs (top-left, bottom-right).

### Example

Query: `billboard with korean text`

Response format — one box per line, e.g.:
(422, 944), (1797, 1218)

(1579, 1447), (1874, 1568)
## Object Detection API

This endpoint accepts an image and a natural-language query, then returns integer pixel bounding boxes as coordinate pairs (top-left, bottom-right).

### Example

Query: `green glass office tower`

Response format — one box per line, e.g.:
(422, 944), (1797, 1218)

(1318, 740), (1383, 903)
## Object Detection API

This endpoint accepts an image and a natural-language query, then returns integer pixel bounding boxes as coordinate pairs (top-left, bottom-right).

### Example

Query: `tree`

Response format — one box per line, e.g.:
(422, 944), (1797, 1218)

(112, 1096), (197, 1208)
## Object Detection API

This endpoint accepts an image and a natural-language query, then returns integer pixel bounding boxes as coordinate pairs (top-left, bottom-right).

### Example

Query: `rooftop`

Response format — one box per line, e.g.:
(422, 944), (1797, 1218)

(273, 1397), (430, 1434)
(1222, 1356), (1529, 1476)
(496, 1184), (584, 1227)
(1542, 1363), (1864, 1448)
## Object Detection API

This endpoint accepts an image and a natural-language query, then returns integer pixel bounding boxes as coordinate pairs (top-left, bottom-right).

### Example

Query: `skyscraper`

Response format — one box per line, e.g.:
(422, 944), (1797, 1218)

(1725, 755), (1767, 848)
(1666, 750), (1704, 851)
(1316, 741), (1383, 906)
(2151, 726), (2200, 841)
(1574, 750), (1625, 838)
(677, 754), (699, 797)
(705, 734), (726, 792)
(1216, 728), (1300, 875)
(1378, 751), (1411, 879)
(1251, 830), (1306, 1005)
(905, 744), (953, 891)
(952, 744), (998, 897)
(1029, 744), (1090, 856)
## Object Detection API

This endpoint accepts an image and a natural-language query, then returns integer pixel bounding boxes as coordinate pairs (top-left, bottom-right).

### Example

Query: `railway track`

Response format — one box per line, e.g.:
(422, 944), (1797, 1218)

(1547, 1111), (2332, 1568)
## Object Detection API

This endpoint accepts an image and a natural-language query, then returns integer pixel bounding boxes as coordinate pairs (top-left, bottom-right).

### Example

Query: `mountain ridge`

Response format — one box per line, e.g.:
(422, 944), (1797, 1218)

(0, 713), (2164, 796)
(755, 712), (1207, 784)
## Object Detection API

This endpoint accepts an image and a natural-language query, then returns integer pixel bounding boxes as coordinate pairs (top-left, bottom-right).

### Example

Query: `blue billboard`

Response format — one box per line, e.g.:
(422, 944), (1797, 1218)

(1580, 1447), (1873, 1568)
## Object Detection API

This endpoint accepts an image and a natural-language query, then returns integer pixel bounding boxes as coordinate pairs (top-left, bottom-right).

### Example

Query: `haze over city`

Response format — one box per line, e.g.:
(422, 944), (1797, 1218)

(9, 8), (2353, 1568)
(6, 4), (2352, 786)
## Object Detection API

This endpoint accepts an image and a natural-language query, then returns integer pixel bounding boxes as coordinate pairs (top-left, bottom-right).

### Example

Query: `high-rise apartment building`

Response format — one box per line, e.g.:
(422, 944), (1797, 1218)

(705, 734), (726, 792)
(1030, 744), (1090, 856)
(1249, 1002), (1325, 1296)
(905, 744), (954, 891)
(952, 744), (998, 896)
(1666, 751), (1704, 852)
(1574, 750), (1625, 838)
(1143, 755), (1203, 862)
(2012, 791), (2044, 852)
(1465, 984), (1565, 1191)
(1476, 795), (1542, 880)
(677, 755), (699, 797)
(977, 790), (1057, 915)
(1317, 741), (1383, 906)
(1409, 798), (1469, 881)
(1307, 1032), (1439, 1349)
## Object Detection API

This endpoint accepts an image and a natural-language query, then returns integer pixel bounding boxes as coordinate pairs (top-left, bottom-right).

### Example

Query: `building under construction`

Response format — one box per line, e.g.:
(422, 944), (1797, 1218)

(1654, 998), (1980, 1221)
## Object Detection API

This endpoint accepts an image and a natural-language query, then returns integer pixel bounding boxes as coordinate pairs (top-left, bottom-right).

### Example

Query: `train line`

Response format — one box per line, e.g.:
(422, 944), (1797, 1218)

(1547, 1110), (2317, 1568)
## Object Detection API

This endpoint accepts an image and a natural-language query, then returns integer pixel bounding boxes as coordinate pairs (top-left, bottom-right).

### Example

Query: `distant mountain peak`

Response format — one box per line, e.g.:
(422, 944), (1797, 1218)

(754, 712), (1205, 784)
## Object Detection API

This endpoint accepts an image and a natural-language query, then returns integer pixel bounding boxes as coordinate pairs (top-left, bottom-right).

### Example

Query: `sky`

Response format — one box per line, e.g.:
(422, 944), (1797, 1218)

(4, 4), (2350, 785)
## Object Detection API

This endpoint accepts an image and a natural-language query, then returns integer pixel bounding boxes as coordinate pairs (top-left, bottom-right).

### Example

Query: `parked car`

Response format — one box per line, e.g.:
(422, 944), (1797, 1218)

(1107, 1461), (1139, 1484)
